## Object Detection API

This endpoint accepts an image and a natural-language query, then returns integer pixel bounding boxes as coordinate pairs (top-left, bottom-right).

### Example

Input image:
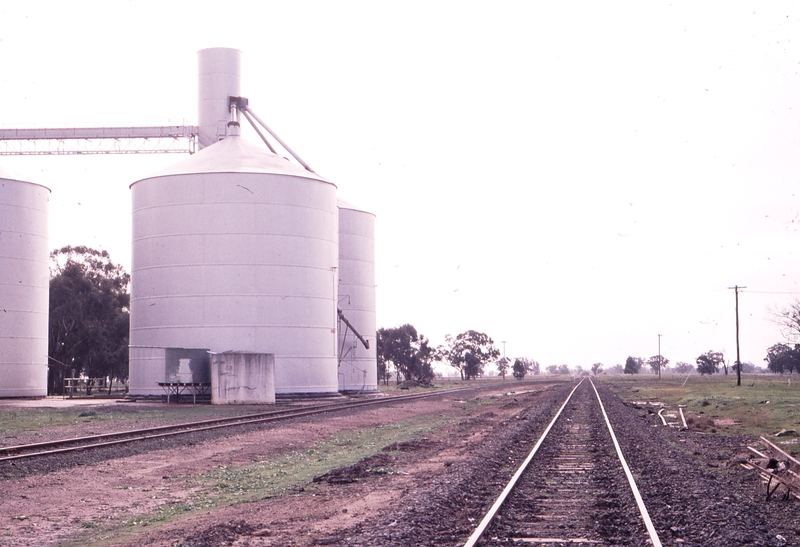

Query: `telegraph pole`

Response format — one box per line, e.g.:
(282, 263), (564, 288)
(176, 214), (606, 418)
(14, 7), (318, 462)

(727, 285), (746, 386)
(501, 341), (507, 380)
(657, 333), (662, 380)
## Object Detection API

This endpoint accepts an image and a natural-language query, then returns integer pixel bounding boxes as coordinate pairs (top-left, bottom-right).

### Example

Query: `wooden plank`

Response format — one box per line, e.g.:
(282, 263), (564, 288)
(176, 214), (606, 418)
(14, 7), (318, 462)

(760, 436), (800, 468)
(747, 446), (770, 459)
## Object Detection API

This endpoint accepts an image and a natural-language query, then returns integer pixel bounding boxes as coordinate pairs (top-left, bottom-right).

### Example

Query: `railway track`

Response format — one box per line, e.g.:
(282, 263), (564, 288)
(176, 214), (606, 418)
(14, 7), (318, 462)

(0, 387), (476, 464)
(464, 379), (663, 547)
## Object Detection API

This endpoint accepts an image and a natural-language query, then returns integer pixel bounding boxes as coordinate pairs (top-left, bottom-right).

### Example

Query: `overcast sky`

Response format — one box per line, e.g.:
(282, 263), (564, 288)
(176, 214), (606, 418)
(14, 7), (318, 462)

(1, 1), (799, 371)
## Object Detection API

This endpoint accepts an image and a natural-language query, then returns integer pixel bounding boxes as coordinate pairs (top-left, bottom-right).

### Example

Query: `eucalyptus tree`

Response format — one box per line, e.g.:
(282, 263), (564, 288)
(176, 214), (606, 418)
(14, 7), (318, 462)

(440, 330), (500, 380)
(696, 351), (725, 375)
(647, 355), (669, 379)
(48, 246), (130, 394)
(376, 324), (435, 384)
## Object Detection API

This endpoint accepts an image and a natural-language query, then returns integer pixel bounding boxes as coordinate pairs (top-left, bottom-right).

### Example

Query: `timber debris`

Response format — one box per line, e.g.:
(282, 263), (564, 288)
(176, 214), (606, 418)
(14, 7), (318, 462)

(740, 436), (800, 501)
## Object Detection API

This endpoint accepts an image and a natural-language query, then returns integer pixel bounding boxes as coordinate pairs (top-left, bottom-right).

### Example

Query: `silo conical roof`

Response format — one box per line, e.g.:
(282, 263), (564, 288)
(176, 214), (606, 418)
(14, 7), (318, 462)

(0, 165), (49, 191)
(134, 136), (333, 185)
(338, 198), (375, 216)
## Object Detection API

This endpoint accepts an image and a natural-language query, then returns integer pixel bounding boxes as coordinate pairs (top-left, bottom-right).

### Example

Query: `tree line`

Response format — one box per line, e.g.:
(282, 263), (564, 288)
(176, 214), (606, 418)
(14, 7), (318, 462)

(376, 325), (541, 384)
(47, 249), (800, 397)
(592, 297), (800, 378)
(616, 352), (738, 376)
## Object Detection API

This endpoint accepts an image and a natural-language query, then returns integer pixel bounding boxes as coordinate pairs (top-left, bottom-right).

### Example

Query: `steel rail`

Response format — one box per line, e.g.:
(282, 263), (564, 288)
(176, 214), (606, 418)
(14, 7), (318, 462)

(462, 379), (585, 547)
(0, 405), (323, 456)
(462, 379), (664, 547)
(590, 379), (663, 547)
(0, 387), (477, 463)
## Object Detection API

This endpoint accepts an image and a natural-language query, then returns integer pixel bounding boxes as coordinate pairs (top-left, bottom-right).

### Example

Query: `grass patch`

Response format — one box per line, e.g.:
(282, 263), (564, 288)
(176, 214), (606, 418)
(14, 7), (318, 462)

(599, 373), (800, 437)
(207, 414), (451, 502)
(0, 405), (287, 439)
(60, 411), (468, 546)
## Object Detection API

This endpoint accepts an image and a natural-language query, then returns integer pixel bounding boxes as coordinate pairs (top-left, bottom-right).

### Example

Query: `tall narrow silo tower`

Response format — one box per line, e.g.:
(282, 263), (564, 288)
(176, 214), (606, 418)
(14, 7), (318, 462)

(337, 200), (377, 393)
(0, 169), (50, 397)
(197, 48), (241, 150)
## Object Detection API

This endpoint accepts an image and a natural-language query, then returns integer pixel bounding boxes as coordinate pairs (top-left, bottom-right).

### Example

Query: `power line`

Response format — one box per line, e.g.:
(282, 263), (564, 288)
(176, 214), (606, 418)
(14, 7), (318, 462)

(739, 290), (800, 295)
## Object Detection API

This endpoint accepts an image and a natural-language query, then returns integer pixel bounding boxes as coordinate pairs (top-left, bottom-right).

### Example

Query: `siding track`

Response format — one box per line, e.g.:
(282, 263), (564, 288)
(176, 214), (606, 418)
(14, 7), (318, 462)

(0, 388), (473, 463)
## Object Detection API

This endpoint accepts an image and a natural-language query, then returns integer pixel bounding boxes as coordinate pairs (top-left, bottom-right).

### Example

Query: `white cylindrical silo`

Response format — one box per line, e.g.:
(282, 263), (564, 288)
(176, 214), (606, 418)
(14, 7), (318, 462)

(337, 200), (377, 393)
(0, 169), (50, 397)
(197, 48), (241, 150)
(128, 136), (340, 396)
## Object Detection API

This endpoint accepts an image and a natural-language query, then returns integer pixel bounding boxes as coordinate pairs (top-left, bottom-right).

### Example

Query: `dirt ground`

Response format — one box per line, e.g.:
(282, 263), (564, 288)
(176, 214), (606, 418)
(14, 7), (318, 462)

(3, 381), (797, 547)
(0, 384), (545, 547)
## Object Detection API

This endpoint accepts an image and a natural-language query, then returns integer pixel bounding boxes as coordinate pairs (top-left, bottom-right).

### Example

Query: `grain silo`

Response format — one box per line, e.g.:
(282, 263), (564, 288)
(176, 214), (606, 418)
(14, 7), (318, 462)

(337, 200), (377, 393)
(0, 169), (50, 397)
(128, 135), (340, 396)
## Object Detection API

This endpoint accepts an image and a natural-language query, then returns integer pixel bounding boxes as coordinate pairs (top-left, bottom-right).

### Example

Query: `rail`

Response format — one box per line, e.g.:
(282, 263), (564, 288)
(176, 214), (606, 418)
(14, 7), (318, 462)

(0, 386), (483, 463)
(462, 379), (663, 547)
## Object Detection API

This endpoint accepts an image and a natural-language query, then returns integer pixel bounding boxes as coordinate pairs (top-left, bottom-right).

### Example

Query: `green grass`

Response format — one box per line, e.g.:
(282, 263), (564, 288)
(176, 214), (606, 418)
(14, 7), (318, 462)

(60, 411), (464, 547)
(0, 405), (286, 439)
(599, 373), (800, 437)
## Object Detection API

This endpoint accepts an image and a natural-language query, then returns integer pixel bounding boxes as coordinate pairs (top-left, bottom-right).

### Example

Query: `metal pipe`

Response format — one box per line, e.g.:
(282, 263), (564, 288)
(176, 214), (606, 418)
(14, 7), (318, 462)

(241, 109), (277, 154)
(241, 105), (315, 173)
(337, 308), (369, 349)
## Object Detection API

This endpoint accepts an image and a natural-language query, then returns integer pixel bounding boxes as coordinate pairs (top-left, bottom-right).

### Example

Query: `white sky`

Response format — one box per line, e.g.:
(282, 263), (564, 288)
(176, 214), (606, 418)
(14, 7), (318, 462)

(1, 1), (799, 370)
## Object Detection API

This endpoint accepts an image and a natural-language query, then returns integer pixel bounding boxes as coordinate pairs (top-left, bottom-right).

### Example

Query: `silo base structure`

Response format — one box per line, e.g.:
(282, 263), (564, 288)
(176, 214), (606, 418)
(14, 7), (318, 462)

(337, 201), (377, 394)
(128, 136), (340, 397)
(0, 173), (50, 398)
(210, 352), (275, 404)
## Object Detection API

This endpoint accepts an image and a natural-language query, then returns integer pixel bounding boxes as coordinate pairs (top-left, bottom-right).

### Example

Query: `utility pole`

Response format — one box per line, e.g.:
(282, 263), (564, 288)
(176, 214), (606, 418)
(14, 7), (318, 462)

(501, 341), (507, 381)
(727, 285), (746, 386)
(657, 333), (662, 380)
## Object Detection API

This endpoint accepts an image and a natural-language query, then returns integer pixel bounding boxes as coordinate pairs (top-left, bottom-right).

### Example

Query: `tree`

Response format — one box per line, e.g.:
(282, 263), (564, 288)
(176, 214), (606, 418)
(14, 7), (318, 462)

(624, 356), (642, 374)
(674, 361), (694, 374)
(546, 364), (559, 375)
(647, 355), (669, 379)
(376, 324), (435, 384)
(765, 343), (800, 374)
(773, 299), (800, 342)
(512, 357), (539, 377)
(377, 354), (391, 385)
(591, 362), (603, 375)
(512, 358), (527, 380)
(496, 357), (510, 379)
(412, 335), (437, 383)
(48, 246), (130, 395)
(441, 330), (500, 380)
(557, 364), (570, 375)
(735, 361), (757, 373)
(608, 364), (624, 374)
(696, 350), (724, 375)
